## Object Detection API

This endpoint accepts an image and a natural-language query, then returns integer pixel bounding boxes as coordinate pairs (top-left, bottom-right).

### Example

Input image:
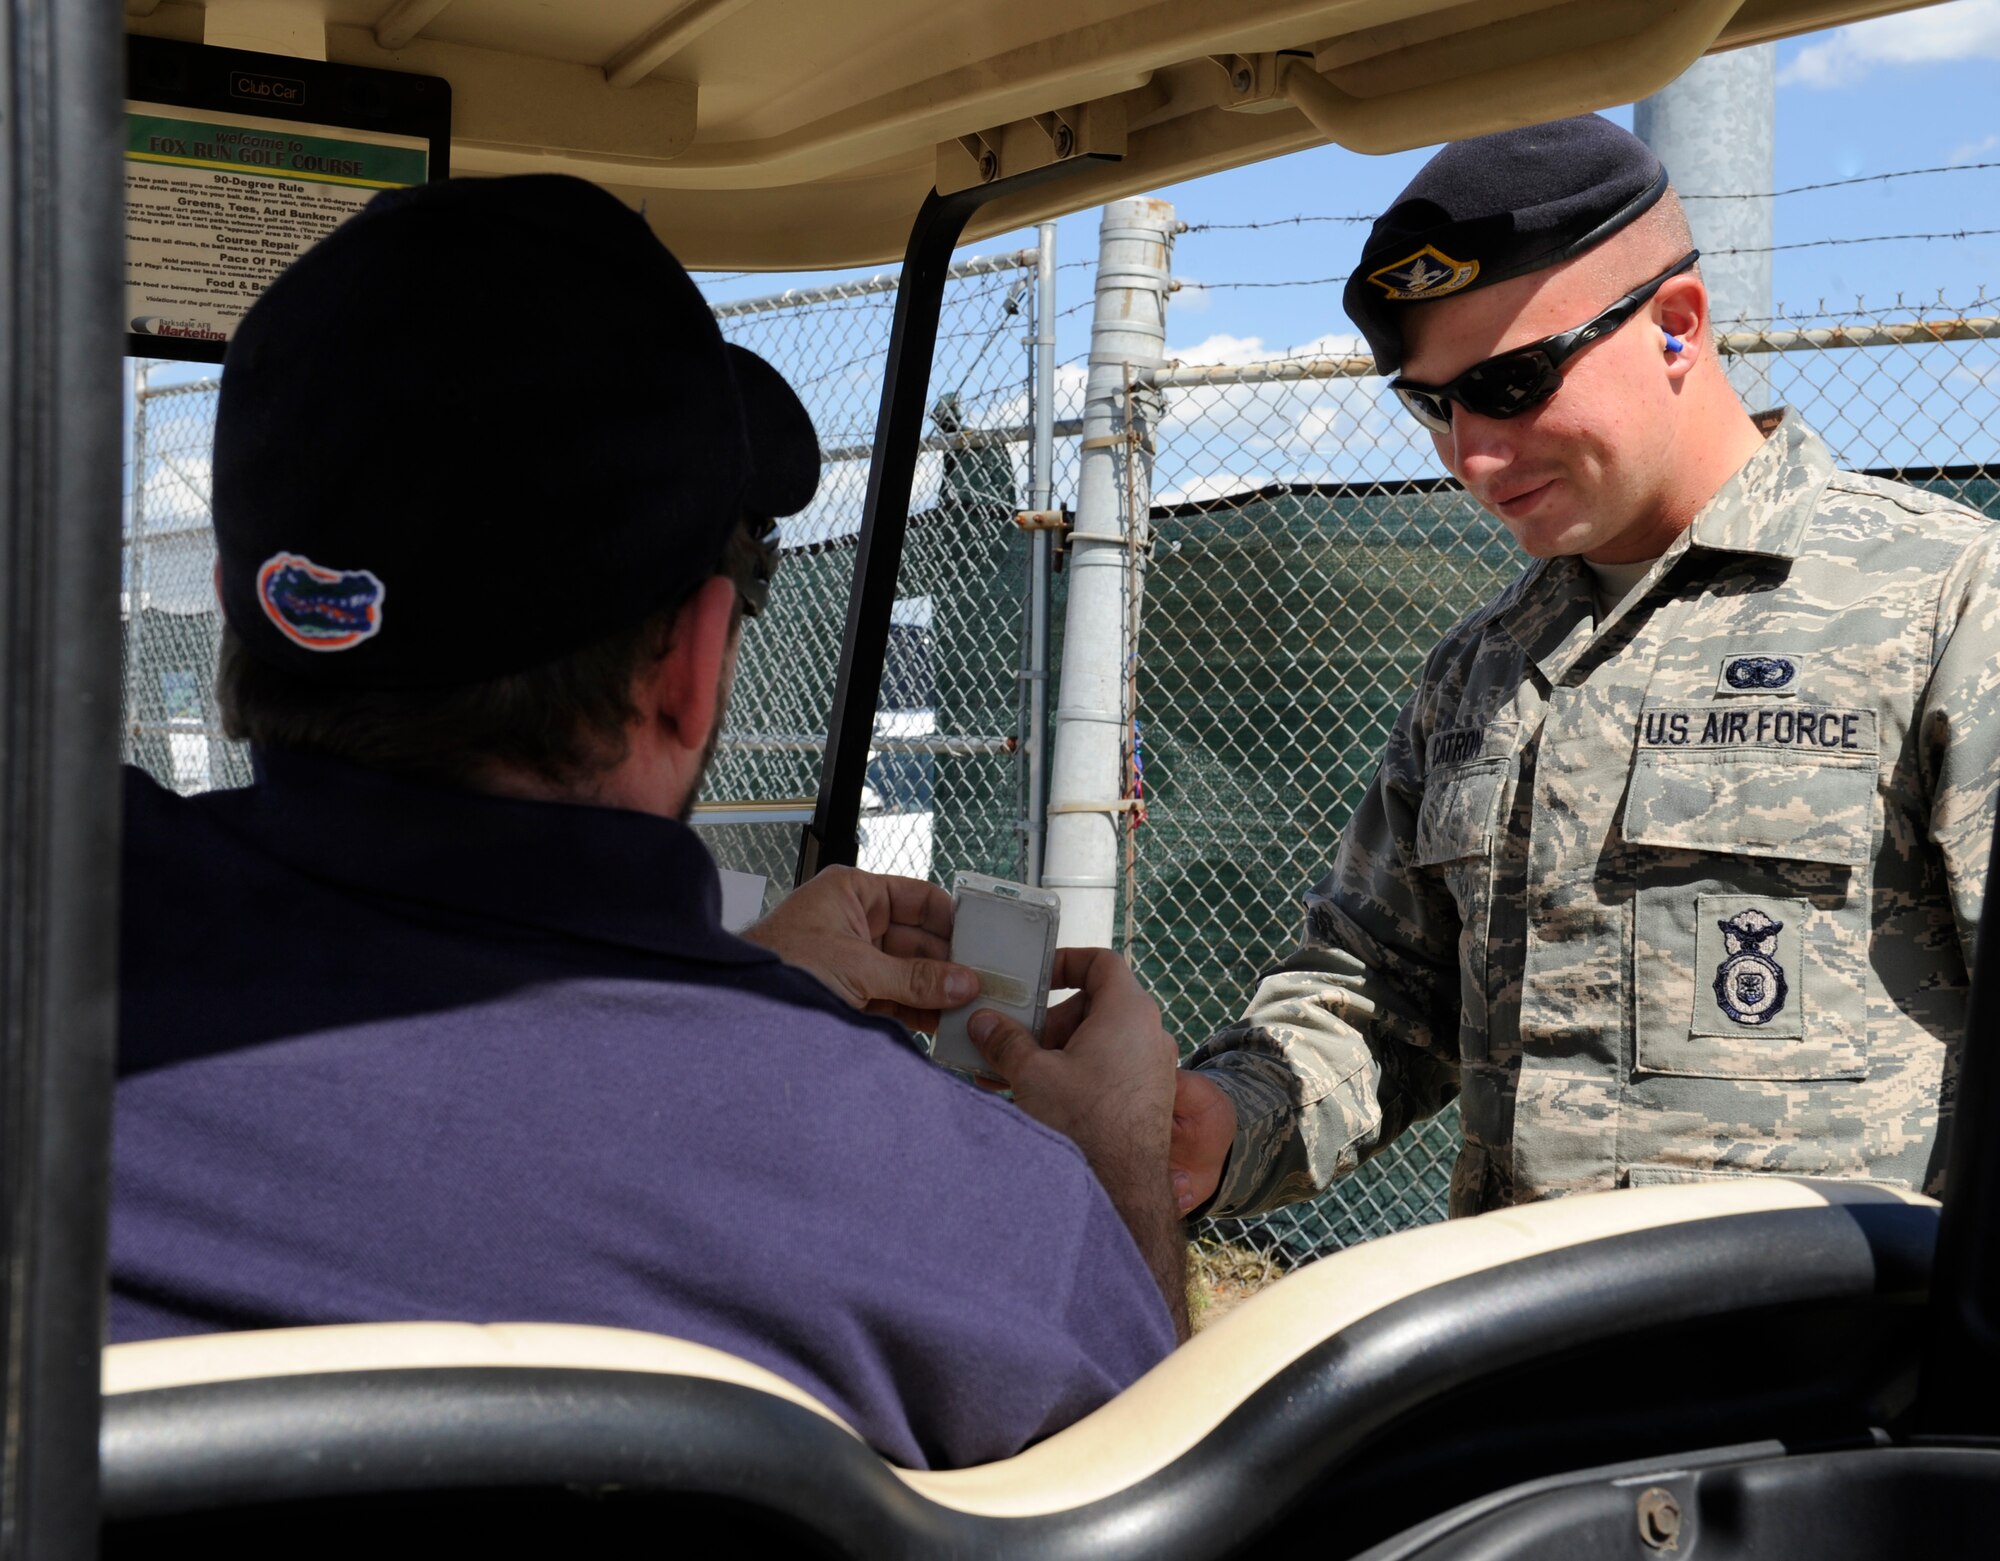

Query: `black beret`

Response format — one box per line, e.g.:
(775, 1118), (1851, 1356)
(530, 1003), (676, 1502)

(1343, 115), (1669, 374)
(215, 173), (820, 689)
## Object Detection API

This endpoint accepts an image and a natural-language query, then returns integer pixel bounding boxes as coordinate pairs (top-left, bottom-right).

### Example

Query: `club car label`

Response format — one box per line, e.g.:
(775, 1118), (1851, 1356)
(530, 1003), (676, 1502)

(258, 552), (386, 651)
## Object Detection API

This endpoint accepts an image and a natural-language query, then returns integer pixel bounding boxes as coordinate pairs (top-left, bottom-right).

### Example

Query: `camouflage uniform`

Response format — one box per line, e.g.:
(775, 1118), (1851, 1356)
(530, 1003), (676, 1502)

(1188, 413), (2000, 1218)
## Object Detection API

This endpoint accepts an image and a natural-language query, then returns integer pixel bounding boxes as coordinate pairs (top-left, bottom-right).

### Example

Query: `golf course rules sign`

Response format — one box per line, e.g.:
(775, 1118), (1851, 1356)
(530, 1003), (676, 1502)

(125, 35), (450, 363)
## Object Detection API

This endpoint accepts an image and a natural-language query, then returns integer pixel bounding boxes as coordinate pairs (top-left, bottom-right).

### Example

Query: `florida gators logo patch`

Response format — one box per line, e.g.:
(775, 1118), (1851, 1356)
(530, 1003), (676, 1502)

(257, 552), (386, 652)
(1367, 245), (1480, 301)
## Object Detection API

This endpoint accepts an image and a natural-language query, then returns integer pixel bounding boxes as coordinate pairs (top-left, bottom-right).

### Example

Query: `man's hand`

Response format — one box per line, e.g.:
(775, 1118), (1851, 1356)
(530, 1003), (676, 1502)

(968, 948), (1189, 1340)
(1170, 1068), (1237, 1216)
(743, 865), (977, 1032)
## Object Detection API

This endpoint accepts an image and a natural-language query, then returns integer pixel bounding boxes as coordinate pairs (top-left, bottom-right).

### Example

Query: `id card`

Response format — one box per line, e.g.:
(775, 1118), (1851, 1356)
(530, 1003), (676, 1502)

(931, 872), (1061, 1077)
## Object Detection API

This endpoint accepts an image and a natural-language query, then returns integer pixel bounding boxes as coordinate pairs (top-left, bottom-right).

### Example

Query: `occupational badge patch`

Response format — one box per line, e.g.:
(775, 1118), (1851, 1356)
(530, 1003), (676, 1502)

(1721, 654), (1797, 692)
(257, 552), (386, 652)
(1367, 245), (1480, 301)
(1712, 907), (1789, 1027)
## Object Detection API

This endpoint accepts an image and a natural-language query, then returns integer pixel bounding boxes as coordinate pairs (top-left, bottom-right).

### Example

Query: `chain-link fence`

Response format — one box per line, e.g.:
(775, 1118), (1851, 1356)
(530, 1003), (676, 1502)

(696, 253), (1046, 906)
(119, 224), (2000, 1290)
(124, 367), (247, 795)
(121, 252), (1052, 917)
(1128, 288), (2000, 1272)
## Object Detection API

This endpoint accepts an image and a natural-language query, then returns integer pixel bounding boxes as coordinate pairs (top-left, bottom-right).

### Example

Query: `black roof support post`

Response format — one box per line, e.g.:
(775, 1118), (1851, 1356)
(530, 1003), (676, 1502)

(0, 3), (128, 1558)
(1916, 816), (2000, 1436)
(795, 156), (1113, 886)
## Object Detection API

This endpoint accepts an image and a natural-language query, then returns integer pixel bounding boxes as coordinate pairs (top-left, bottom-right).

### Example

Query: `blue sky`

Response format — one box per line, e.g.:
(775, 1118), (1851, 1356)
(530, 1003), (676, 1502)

(702, 2), (2000, 372)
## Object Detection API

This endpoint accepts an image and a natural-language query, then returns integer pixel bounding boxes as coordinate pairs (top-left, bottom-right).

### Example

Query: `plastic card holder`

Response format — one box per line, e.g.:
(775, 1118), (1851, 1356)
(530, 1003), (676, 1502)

(931, 872), (1061, 1077)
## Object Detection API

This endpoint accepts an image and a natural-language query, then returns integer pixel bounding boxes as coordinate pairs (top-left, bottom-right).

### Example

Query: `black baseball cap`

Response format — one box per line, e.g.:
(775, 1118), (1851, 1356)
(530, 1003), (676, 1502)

(1343, 115), (1670, 375)
(213, 173), (819, 688)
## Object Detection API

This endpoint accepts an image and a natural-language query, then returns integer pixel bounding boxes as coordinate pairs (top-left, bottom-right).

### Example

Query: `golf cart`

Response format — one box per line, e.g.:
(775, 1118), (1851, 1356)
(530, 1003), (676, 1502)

(6, 1), (1997, 1555)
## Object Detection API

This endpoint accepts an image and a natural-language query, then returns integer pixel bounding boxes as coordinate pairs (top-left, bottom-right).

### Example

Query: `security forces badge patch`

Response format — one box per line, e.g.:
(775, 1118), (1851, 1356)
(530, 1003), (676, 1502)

(1366, 245), (1481, 302)
(1712, 907), (1789, 1027)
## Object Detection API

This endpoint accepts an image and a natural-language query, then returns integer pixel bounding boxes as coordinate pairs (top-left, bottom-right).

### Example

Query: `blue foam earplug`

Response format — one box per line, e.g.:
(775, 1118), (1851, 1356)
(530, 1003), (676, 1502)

(1664, 332), (1685, 355)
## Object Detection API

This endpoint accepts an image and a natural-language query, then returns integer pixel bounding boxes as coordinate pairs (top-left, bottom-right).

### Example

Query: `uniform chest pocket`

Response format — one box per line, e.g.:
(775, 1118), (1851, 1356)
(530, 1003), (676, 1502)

(1413, 754), (1511, 1059)
(1623, 746), (1875, 1080)
(1413, 757), (1510, 867)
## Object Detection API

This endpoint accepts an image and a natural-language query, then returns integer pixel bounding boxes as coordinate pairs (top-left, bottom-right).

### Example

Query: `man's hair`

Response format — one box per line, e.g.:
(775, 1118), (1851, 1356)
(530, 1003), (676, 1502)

(1570, 185), (1695, 285)
(220, 507), (775, 792)
(218, 605), (682, 793)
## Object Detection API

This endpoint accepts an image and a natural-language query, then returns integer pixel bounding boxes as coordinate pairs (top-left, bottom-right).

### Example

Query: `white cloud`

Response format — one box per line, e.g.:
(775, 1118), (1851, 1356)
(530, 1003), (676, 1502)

(1166, 331), (1276, 367)
(1164, 328), (1369, 368)
(134, 450), (214, 529)
(1147, 326), (1442, 493)
(1779, 0), (2000, 88)
(1949, 131), (2000, 164)
(1170, 278), (1213, 313)
(1155, 471), (1278, 507)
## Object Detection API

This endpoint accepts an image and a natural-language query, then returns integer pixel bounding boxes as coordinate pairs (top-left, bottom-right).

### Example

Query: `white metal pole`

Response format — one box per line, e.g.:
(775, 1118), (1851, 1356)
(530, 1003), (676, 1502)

(1042, 198), (1174, 946)
(1023, 221), (1058, 885)
(1635, 46), (1777, 409)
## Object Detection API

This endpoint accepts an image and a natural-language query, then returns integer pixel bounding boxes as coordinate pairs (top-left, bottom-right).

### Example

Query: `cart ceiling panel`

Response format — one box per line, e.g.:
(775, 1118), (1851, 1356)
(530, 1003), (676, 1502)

(125, 0), (1944, 269)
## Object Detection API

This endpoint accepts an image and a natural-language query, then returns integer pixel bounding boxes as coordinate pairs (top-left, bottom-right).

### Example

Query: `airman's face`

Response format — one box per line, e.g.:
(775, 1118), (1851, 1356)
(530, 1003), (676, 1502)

(1398, 255), (1689, 563)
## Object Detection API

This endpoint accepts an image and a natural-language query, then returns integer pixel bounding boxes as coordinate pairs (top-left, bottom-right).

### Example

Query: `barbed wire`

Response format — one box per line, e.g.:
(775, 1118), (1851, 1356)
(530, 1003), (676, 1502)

(1183, 214), (1371, 233)
(1681, 161), (2000, 201)
(1715, 228), (2000, 255)
(1182, 159), (2000, 232)
(1182, 274), (1353, 291)
(1178, 228), (2000, 294)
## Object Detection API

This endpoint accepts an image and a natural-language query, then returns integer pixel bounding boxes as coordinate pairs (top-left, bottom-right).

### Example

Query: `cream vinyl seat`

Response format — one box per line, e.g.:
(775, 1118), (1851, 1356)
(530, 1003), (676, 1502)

(102, 1178), (1938, 1557)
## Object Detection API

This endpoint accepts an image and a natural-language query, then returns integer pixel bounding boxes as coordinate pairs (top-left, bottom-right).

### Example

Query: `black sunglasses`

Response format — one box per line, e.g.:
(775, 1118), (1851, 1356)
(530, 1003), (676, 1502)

(1389, 250), (1700, 434)
(721, 512), (783, 618)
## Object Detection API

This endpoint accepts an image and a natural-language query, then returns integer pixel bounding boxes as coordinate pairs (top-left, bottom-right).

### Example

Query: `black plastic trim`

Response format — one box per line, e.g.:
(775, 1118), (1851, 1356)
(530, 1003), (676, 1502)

(1919, 816), (2000, 1434)
(102, 1198), (1935, 1558)
(999, 1194), (1934, 1558)
(795, 155), (1110, 885)
(1367, 1444), (2000, 1560)
(105, 1370), (943, 1556)
(0, 4), (128, 1558)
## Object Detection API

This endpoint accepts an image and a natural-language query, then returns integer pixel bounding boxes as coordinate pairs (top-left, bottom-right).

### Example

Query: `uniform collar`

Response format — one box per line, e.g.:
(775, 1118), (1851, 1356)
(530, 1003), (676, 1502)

(1491, 409), (1834, 684)
(234, 747), (771, 966)
(1686, 408), (1837, 561)
(1488, 554), (1595, 688)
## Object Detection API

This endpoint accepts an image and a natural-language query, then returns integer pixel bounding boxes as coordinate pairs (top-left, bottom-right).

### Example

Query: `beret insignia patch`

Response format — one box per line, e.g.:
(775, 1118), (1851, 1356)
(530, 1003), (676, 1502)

(258, 552), (386, 652)
(1367, 244), (1480, 301)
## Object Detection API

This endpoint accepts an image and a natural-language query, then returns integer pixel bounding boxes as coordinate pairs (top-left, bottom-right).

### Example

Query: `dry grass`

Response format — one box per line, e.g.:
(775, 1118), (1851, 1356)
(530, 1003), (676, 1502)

(1187, 1234), (1287, 1331)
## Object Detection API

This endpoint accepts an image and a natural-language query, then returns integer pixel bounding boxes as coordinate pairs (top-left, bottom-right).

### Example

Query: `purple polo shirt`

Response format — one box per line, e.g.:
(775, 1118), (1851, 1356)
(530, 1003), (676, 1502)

(110, 751), (1174, 1469)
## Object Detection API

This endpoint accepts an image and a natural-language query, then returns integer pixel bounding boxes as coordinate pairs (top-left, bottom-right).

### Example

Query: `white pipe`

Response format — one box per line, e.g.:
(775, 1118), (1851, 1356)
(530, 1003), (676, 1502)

(1635, 45), (1778, 408)
(1042, 198), (1174, 946)
(710, 248), (1037, 318)
(1024, 221), (1058, 885)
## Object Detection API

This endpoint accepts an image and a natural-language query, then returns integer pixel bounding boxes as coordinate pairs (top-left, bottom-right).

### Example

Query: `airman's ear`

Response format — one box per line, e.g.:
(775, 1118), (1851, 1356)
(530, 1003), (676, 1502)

(1657, 272), (1709, 377)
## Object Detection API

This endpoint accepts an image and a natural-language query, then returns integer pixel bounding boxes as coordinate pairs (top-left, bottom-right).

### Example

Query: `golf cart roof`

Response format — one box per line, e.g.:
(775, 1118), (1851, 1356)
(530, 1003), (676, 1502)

(125, 0), (1939, 270)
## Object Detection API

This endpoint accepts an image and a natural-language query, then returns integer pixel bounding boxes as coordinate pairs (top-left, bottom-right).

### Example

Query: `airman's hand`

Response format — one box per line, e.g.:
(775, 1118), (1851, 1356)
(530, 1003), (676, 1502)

(1170, 1068), (1237, 1216)
(968, 947), (1189, 1339)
